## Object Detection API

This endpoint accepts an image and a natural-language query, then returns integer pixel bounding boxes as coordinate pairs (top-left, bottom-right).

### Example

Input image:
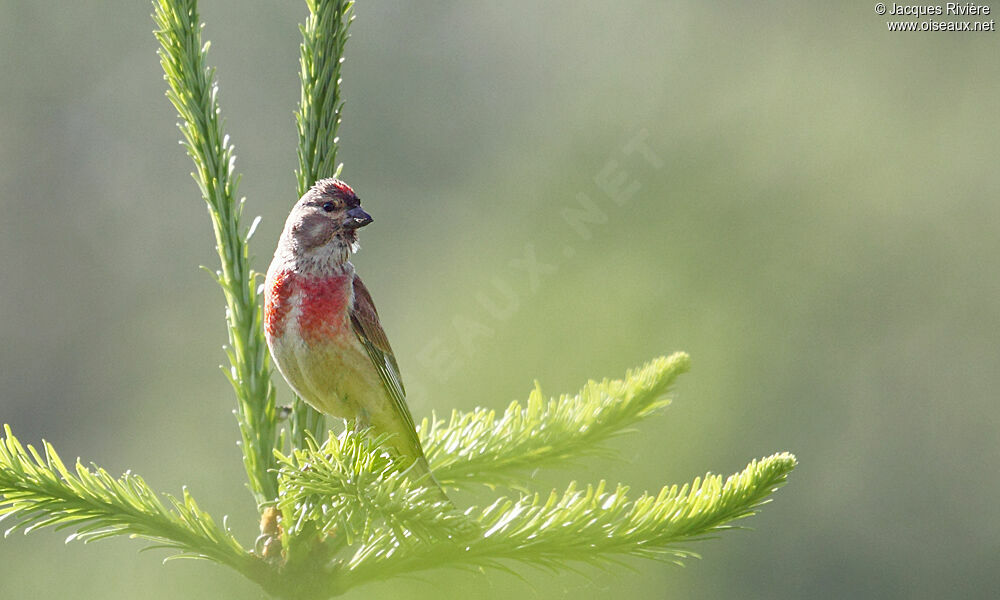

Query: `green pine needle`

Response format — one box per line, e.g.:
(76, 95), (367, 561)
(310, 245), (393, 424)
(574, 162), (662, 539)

(423, 353), (691, 489)
(288, 0), (356, 451)
(343, 453), (796, 589)
(153, 0), (280, 505)
(275, 428), (473, 553)
(266, 423), (795, 596)
(296, 0), (354, 194)
(0, 425), (252, 570)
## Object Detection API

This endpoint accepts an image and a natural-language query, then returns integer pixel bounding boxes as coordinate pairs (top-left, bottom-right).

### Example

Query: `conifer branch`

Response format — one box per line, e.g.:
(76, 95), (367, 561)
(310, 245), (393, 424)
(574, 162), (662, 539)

(269, 426), (794, 597)
(288, 0), (356, 449)
(423, 353), (691, 489)
(275, 429), (472, 555)
(153, 0), (279, 504)
(0, 426), (253, 570)
(337, 450), (796, 592)
(296, 0), (354, 194)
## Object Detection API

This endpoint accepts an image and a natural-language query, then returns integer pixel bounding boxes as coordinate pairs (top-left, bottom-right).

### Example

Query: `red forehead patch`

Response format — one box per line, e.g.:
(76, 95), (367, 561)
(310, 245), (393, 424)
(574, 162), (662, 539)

(313, 178), (356, 200)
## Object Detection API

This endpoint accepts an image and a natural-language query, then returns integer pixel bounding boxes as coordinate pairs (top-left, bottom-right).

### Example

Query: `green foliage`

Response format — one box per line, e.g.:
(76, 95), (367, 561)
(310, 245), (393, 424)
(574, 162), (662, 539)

(153, 0), (280, 504)
(423, 353), (691, 489)
(0, 425), (250, 570)
(288, 0), (356, 450)
(263, 423), (794, 596)
(296, 0), (354, 195)
(342, 452), (796, 592)
(0, 360), (795, 598)
(0, 0), (797, 598)
(275, 429), (472, 553)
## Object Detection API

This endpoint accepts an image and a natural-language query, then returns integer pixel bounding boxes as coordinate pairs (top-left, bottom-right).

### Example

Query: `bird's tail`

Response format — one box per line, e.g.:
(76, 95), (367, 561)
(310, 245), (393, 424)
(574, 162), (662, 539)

(374, 414), (454, 507)
(406, 454), (454, 508)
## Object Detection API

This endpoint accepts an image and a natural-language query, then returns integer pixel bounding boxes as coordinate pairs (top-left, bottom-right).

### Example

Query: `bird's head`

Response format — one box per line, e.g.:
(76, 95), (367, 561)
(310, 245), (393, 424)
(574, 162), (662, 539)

(278, 178), (372, 266)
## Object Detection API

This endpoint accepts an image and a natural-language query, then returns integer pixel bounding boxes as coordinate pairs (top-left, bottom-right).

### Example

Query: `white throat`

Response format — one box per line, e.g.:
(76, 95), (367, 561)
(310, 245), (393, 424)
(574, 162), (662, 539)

(275, 241), (357, 277)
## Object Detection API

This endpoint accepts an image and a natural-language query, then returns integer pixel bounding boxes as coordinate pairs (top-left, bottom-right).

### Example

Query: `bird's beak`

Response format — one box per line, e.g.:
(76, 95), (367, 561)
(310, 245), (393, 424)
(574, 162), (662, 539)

(343, 206), (373, 229)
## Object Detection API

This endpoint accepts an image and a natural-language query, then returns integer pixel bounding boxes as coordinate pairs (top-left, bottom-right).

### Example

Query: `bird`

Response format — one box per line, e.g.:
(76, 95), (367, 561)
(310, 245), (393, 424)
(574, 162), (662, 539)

(263, 177), (446, 500)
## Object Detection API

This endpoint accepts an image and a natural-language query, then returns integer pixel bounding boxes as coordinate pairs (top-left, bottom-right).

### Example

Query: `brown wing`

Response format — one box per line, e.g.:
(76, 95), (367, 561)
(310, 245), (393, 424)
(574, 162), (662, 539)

(349, 274), (420, 449)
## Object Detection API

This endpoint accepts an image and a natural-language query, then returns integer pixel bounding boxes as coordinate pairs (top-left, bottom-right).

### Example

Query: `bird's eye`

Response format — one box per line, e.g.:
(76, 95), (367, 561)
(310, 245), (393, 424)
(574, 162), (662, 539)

(322, 201), (335, 212)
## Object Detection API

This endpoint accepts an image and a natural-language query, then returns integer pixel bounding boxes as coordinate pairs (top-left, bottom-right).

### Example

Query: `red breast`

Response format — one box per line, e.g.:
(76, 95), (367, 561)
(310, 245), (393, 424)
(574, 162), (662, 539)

(265, 270), (353, 344)
(265, 269), (297, 338)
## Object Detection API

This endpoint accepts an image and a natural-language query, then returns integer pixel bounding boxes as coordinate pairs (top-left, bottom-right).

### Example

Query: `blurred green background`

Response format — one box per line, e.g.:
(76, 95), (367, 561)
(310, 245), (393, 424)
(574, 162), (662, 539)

(2, 1), (998, 598)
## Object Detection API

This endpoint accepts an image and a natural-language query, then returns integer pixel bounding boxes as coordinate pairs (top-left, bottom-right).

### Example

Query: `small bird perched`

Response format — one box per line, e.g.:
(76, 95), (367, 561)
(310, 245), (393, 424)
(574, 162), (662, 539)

(264, 178), (445, 498)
